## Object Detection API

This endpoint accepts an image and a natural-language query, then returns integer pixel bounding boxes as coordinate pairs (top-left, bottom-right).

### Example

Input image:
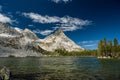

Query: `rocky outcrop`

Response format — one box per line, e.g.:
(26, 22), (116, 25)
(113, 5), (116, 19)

(0, 66), (10, 80)
(0, 22), (21, 36)
(23, 28), (39, 40)
(0, 22), (44, 57)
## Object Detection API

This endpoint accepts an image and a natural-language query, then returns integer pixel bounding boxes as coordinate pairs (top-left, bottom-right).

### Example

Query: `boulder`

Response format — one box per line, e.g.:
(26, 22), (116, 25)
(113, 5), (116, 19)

(0, 66), (10, 80)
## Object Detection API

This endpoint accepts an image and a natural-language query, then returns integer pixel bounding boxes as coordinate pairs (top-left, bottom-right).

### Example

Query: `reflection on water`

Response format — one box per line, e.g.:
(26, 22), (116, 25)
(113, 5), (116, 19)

(0, 57), (120, 80)
(99, 59), (120, 80)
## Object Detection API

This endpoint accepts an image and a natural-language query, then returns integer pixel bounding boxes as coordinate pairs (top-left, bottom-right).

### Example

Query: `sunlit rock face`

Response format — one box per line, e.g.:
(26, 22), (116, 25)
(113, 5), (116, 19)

(0, 22), (22, 37)
(0, 22), (84, 57)
(38, 29), (84, 52)
(0, 22), (43, 57)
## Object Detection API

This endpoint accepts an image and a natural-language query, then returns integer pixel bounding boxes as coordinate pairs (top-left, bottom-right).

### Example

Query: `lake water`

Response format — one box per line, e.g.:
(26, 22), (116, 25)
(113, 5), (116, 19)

(0, 57), (120, 80)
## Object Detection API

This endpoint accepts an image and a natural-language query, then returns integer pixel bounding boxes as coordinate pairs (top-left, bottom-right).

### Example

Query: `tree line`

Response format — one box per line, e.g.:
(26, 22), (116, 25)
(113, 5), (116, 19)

(47, 38), (120, 58)
(98, 38), (120, 58)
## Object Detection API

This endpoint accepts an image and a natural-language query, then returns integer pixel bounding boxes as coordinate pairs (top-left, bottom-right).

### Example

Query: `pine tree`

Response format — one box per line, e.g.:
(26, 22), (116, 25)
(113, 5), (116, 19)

(98, 38), (119, 58)
(103, 38), (107, 56)
(113, 38), (118, 57)
(98, 40), (103, 56)
(114, 38), (118, 46)
(107, 40), (112, 57)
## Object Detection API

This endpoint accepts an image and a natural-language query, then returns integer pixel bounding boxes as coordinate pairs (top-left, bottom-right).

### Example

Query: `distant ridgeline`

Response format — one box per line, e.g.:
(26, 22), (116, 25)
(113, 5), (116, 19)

(0, 22), (120, 58)
(0, 22), (84, 57)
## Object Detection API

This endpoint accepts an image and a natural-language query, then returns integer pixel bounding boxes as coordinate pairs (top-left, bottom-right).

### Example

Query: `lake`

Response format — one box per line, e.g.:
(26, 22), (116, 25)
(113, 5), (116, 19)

(0, 57), (120, 80)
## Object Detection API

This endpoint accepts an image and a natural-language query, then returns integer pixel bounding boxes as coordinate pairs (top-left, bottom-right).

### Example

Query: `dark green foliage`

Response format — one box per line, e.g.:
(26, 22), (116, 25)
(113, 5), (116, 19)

(98, 40), (103, 56)
(98, 38), (120, 58)
(48, 49), (97, 56)
(114, 38), (118, 46)
(8, 55), (15, 57)
(69, 50), (97, 56)
(26, 56), (37, 58)
(48, 49), (69, 56)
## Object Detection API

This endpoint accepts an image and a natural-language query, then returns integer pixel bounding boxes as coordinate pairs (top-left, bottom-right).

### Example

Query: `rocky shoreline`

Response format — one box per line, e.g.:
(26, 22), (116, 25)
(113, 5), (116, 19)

(0, 66), (10, 80)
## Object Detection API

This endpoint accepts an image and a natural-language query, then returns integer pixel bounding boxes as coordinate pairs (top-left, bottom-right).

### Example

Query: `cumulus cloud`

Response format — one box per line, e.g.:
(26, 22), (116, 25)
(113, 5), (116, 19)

(0, 13), (13, 23)
(33, 29), (54, 36)
(51, 0), (72, 3)
(23, 13), (60, 24)
(23, 12), (91, 33)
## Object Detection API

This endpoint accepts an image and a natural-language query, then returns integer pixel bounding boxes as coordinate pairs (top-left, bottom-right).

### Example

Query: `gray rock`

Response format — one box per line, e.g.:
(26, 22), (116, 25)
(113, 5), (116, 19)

(38, 29), (85, 52)
(0, 22), (44, 57)
(0, 66), (10, 80)
(0, 22), (84, 57)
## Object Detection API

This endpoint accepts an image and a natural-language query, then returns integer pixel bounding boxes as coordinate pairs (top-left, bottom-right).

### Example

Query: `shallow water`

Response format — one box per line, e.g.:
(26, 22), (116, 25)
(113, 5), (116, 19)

(0, 57), (120, 80)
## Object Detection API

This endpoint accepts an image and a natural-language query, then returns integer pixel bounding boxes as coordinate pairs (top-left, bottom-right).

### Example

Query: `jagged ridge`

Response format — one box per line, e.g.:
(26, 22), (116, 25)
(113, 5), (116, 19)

(0, 22), (45, 57)
(0, 22), (84, 57)
(38, 29), (84, 52)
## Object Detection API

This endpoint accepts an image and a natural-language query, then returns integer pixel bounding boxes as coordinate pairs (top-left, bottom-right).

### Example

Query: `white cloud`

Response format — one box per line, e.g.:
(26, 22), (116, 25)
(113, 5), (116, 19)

(78, 40), (98, 49)
(28, 24), (34, 27)
(51, 0), (72, 3)
(23, 13), (60, 23)
(83, 44), (97, 47)
(79, 40), (98, 44)
(0, 13), (13, 23)
(33, 29), (54, 36)
(54, 23), (83, 31)
(23, 12), (91, 32)
(0, 5), (2, 11)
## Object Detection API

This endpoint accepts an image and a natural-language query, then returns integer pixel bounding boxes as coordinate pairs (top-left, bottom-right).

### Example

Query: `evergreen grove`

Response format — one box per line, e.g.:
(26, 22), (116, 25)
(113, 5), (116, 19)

(98, 38), (120, 58)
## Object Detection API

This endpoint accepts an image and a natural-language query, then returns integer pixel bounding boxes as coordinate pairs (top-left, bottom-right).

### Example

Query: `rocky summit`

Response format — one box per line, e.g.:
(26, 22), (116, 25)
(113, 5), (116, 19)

(38, 29), (84, 52)
(0, 22), (84, 57)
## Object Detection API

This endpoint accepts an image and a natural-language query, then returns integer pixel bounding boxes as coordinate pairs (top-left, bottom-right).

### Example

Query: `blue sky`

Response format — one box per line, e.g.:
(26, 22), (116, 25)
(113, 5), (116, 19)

(0, 0), (120, 50)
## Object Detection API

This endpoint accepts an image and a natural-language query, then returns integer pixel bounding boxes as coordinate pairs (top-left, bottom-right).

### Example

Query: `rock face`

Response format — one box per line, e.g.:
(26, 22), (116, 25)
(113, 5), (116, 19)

(38, 29), (84, 52)
(0, 66), (10, 80)
(0, 22), (21, 37)
(0, 22), (45, 57)
(0, 22), (84, 57)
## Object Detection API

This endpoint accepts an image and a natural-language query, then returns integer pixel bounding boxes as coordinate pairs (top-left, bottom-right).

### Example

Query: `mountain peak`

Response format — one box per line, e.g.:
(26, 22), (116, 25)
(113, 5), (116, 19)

(23, 28), (39, 40)
(40, 29), (84, 52)
(54, 29), (64, 36)
(0, 23), (84, 57)
(24, 28), (32, 33)
(0, 22), (22, 36)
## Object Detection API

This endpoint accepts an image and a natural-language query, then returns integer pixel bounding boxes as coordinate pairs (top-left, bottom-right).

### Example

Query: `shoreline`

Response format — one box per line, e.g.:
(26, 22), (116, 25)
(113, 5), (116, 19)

(97, 56), (118, 59)
(0, 55), (119, 59)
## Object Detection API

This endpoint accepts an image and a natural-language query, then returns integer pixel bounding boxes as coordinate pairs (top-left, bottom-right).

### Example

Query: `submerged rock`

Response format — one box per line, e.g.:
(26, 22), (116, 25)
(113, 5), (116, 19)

(0, 66), (10, 80)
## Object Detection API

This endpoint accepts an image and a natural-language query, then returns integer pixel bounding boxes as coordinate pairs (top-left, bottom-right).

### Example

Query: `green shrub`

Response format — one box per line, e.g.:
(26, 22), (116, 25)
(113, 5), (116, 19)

(8, 55), (15, 57)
